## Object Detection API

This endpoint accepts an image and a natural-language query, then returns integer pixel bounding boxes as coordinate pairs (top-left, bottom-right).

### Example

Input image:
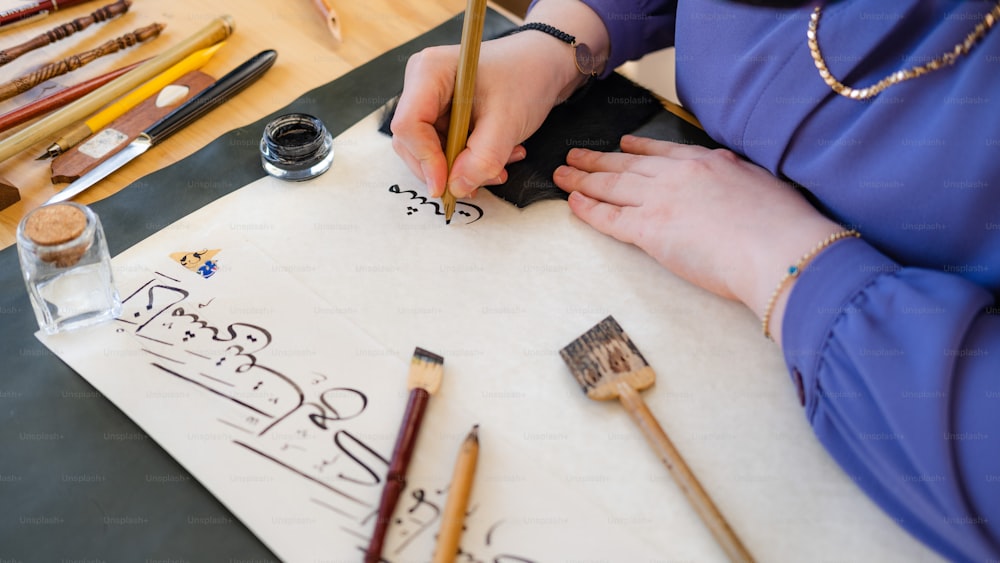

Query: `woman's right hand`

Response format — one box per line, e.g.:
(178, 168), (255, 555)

(390, 0), (610, 199)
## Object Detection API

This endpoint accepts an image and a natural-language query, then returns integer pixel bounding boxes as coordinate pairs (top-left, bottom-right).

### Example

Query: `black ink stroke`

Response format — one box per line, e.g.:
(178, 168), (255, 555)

(309, 496), (355, 519)
(152, 362), (274, 419)
(233, 440), (369, 507)
(319, 388), (368, 423)
(169, 308), (272, 353)
(154, 271), (181, 283)
(118, 281), (189, 335)
(332, 429), (388, 487)
(391, 488), (441, 553)
(388, 184), (484, 224)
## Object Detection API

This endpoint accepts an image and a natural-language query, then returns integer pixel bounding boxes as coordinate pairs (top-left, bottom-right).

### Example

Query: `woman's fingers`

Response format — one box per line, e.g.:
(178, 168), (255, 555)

(566, 190), (639, 246)
(553, 165), (649, 207)
(390, 47), (459, 197)
(563, 141), (704, 178)
(620, 134), (711, 159)
(508, 145), (526, 164)
(561, 138), (712, 175)
(564, 147), (652, 175)
(447, 109), (526, 197)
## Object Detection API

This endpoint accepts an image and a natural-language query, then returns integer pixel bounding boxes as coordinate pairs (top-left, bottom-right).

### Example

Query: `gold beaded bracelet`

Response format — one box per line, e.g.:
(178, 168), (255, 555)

(762, 229), (860, 341)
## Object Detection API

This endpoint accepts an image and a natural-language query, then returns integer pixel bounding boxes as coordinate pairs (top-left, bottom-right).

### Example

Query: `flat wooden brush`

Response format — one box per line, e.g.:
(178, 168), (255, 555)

(560, 316), (754, 563)
(365, 347), (445, 563)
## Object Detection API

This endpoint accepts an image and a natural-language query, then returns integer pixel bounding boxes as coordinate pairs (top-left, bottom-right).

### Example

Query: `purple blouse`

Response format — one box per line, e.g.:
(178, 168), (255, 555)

(535, 0), (1000, 559)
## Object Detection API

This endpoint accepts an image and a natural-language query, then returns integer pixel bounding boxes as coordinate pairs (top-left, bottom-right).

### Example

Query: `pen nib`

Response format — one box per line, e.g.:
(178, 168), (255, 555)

(36, 145), (59, 160)
(442, 196), (455, 225)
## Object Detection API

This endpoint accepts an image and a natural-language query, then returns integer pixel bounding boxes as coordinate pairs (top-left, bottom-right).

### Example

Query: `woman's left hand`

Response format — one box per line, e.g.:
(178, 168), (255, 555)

(554, 135), (843, 325)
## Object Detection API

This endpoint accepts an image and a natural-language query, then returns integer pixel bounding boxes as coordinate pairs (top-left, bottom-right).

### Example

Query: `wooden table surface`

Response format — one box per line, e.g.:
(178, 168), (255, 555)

(0, 0), (474, 249)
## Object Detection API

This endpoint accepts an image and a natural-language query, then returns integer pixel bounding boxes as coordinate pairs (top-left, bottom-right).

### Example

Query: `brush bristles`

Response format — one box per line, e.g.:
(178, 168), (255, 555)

(408, 347), (444, 393)
(560, 316), (655, 401)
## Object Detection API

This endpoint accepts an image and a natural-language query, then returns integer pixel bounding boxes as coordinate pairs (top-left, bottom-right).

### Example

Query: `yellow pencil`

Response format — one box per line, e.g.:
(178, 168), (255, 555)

(441, 0), (487, 224)
(40, 42), (226, 160)
(432, 424), (480, 563)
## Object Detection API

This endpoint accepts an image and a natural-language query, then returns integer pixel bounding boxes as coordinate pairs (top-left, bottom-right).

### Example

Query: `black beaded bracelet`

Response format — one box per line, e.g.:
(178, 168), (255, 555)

(500, 22), (576, 44)
(497, 22), (602, 77)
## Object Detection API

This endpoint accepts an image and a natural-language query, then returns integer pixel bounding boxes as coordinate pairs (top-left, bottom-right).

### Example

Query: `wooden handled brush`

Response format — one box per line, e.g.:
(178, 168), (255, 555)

(365, 347), (445, 563)
(560, 316), (754, 563)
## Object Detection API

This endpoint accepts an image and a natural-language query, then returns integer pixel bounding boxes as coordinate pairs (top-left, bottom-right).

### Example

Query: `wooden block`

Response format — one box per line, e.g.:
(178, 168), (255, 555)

(0, 177), (20, 211)
(51, 70), (215, 184)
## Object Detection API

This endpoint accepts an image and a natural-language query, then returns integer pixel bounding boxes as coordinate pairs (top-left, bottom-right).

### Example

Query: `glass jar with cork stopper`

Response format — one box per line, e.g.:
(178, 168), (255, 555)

(16, 202), (121, 334)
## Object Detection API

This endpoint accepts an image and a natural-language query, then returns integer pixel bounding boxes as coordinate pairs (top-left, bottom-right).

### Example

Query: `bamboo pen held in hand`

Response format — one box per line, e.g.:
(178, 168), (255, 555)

(441, 0), (487, 224)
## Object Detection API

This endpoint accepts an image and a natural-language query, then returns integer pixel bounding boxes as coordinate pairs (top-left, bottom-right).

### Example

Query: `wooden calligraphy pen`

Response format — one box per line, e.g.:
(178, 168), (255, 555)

(309, 0), (341, 45)
(0, 0), (100, 31)
(38, 42), (224, 160)
(432, 424), (479, 563)
(0, 15), (232, 164)
(0, 0), (131, 67)
(0, 58), (143, 134)
(0, 22), (164, 104)
(365, 347), (445, 563)
(441, 0), (487, 224)
(561, 316), (755, 563)
(46, 49), (277, 204)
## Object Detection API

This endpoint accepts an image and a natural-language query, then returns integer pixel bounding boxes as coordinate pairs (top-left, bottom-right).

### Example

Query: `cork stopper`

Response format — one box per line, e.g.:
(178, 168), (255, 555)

(24, 204), (90, 267)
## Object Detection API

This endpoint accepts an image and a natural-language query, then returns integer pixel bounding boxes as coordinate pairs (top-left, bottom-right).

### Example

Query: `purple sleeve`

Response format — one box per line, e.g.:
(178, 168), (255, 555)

(782, 237), (1000, 560)
(527, 0), (677, 77)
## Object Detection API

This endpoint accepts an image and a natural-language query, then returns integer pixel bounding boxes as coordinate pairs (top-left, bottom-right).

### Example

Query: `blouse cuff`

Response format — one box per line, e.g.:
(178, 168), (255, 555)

(780, 237), (896, 417)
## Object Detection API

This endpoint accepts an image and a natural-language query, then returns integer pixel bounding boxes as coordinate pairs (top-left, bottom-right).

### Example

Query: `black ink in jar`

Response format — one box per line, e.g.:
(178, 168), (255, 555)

(259, 113), (334, 181)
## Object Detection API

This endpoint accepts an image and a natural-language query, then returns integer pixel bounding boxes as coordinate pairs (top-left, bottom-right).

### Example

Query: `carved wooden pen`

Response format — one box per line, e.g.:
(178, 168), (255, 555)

(0, 0), (99, 30)
(365, 347), (444, 563)
(0, 15), (232, 164)
(0, 58), (143, 134)
(0, 22), (164, 104)
(441, 0), (487, 224)
(0, 0), (131, 67)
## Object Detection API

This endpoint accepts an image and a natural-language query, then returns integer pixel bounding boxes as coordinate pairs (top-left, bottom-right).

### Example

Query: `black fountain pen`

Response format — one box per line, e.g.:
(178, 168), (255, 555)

(47, 49), (277, 205)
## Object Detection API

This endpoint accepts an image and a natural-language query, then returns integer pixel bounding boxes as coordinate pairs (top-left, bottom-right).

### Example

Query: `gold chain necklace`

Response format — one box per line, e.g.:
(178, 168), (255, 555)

(807, 2), (1000, 99)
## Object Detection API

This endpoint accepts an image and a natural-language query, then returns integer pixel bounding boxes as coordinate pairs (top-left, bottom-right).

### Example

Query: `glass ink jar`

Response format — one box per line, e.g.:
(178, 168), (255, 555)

(259, 113), (334, 181)
(16, 202), (121, 335)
